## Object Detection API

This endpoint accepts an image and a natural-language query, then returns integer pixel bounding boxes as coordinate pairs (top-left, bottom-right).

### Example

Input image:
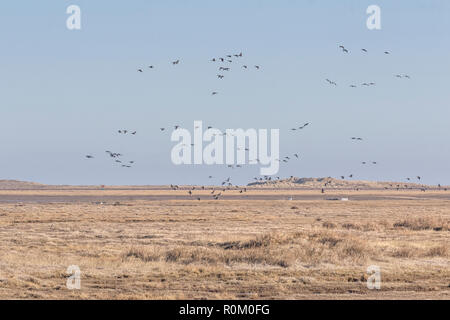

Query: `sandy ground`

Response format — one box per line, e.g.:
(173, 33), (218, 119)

(0, 188), (449, 299)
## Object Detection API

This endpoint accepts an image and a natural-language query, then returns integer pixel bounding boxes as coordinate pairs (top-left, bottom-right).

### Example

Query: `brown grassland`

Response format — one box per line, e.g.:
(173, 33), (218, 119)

(0, 187), (449, 299)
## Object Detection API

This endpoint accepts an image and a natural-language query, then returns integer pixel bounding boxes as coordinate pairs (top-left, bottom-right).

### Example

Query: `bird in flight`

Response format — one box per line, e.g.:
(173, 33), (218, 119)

(85, 155), (94, 159)
(361, 48), (368, 53)
(299, 123), (310, 129)
(137, 69), (143, 73)
(338, 45), (346, 50)
(212, 91), (218, 95)
(338, 45), (349, 53)
(172, 60), (180, 65)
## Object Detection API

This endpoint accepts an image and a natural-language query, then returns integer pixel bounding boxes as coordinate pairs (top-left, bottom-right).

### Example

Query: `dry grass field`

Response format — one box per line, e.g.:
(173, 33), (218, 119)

(0, 186), (449, 299)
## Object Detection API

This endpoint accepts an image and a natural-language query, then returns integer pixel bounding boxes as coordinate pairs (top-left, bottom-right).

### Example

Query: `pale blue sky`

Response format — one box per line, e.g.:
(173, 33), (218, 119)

(0, 1), (449, 186)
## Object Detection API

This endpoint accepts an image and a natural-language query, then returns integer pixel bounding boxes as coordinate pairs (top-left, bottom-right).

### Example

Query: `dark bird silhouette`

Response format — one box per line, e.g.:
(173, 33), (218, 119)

(339, 45), (349, 53)
(299, 123), (310, 129)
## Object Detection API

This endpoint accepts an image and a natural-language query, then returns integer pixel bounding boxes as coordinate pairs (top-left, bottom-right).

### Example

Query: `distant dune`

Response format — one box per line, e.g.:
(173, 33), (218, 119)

(247, 177), (443, 190)
(0, 178), (445, 191)
(0, 180), (46, 190)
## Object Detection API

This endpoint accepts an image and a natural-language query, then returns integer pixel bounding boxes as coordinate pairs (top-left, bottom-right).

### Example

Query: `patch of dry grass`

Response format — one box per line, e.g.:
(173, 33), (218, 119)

(0, 188), (449, 299)
(393, 217), (449, 231)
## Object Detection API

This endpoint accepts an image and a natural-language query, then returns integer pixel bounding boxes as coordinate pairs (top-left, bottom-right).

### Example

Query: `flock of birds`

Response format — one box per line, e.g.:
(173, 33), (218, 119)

(326, 46), (411, 88)
(135, 51), (261, 96)
(170, 176), (250, 201)
(85, 130), (137, 168)
(83, 45), (446, 197)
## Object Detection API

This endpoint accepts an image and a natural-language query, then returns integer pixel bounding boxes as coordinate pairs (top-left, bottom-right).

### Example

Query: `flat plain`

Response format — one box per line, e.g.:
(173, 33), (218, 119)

(0, 186), (449, 299)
